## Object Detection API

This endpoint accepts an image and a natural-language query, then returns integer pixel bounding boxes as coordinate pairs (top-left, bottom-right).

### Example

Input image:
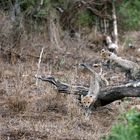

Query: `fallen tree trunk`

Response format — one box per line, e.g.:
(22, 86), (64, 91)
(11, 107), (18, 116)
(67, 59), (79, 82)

(99, 85), (140, 106)
(36, 75), (140, 109)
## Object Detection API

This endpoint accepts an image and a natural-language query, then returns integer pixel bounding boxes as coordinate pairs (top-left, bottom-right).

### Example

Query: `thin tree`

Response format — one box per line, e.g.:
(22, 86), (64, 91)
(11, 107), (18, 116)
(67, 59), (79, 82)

(112, 0), (118, 45)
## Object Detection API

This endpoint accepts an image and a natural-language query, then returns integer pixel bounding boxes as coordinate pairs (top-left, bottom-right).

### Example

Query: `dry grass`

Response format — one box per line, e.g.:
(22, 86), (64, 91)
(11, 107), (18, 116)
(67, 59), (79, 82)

(0, 60), (120, 140)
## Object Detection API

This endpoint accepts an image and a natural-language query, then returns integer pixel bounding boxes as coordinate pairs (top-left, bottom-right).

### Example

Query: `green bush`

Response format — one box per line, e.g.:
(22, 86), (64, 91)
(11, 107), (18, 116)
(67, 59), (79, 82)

(119, 0), (140, 30)
(76, 10), (94, 27)
(102, 109), (140, 140)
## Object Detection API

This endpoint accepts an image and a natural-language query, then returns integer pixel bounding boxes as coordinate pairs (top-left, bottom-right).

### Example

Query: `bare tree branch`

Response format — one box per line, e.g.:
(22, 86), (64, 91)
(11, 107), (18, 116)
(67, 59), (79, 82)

(36, 47), (45, 86)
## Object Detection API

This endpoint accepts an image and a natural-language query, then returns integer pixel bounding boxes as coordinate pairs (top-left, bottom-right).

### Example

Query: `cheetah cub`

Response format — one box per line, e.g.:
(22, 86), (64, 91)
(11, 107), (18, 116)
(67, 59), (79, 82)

(80, 63), (109, 117)
(100, 49), (140, 80)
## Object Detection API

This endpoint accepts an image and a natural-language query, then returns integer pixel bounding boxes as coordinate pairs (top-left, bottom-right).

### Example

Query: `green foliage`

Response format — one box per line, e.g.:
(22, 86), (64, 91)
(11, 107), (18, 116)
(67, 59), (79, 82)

(21, 0), (51, 16)
(76, 10), (94, 27)
(119, 0), (140, 30)
(20, 0), (36, 12)
(102, 109), (140, 140)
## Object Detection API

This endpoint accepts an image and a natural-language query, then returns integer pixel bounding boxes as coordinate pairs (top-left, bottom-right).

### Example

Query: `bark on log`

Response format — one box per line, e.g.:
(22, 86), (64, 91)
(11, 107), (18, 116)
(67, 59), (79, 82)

(36, 75), (140, 109)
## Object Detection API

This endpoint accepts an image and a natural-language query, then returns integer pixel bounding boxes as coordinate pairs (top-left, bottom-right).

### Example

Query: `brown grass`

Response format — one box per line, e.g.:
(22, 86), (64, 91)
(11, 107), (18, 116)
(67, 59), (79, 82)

(0, 58), (121, 140)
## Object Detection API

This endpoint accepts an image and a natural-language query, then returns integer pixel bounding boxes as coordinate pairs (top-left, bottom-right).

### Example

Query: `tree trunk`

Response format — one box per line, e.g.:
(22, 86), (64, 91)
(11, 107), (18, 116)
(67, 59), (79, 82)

(112, 0), (118, 45)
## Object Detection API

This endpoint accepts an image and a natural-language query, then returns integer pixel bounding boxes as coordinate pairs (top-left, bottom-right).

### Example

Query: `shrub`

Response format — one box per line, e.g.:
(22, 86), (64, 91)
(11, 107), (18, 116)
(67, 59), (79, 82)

(119, 0), (140, 30)
(76, 9), (94, 27)
(102, 109), (140, 140)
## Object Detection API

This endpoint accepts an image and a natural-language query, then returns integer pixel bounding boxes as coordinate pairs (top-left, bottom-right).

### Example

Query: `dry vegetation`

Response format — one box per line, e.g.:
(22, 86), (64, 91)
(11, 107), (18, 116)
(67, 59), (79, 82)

(0, 12), (140, 140)
(0, 62), (120, 140)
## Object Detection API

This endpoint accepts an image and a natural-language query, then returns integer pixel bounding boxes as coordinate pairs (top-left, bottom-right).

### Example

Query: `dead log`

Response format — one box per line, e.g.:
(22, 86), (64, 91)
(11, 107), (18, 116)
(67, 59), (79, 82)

(36, 75), (140, 110)
(98, 85), (140, 106)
